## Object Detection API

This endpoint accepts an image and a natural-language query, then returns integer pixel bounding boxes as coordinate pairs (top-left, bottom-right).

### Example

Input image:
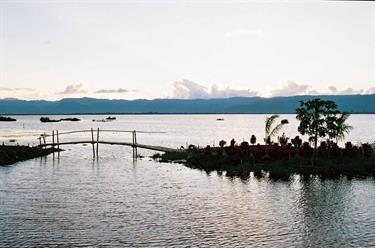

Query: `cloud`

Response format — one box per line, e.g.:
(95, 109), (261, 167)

(210, 84), (258, 98)
(327, 86), (364, 95)
(328, 86), (338, 93)
(172, 79), (258, 99)
(225, 28), (264, 38)
(94, 88), (129, 94)
(0, 87), (34, 91)
(173, 80), (208, 99)
(365, 86), (375, 94)
(57, 83), (87, 94)
(271, 81), (310, 96)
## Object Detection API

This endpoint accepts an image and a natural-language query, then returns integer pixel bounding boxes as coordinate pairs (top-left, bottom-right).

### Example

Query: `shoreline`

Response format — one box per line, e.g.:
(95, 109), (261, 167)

(153, 144), (375, 180)
(2, 112), (375, 116)
(0, 145), (61, 166)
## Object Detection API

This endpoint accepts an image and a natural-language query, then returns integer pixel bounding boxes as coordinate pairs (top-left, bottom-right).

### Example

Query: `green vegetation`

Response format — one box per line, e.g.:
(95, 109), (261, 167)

(153, 142), (375, 180)
(264, 114), (288, 144)
(153, 98), (375, 180)
(296, 98), (351, 149)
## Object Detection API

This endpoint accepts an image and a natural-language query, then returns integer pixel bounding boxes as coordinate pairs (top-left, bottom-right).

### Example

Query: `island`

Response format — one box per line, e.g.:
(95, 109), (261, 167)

(40, 117), (80, 122)
(0, 116), (16, 122)
(153, 98), (375, 179)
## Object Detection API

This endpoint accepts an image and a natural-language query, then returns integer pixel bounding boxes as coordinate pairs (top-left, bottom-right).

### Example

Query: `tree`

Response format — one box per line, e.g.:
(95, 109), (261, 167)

(250, 135), (256, 145)
(264, 114), (288, 145)
(296, 98), (344, 149)
(332, 112), (353, 143)
(219, 140), (226, 148)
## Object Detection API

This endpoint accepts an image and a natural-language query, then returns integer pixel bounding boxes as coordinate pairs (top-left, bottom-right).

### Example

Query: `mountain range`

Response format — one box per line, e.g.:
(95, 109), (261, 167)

(0, 94), (374, 114)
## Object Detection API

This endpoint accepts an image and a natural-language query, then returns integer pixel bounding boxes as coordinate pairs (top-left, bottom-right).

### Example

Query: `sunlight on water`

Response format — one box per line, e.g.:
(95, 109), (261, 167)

(1, 115), (375, 246)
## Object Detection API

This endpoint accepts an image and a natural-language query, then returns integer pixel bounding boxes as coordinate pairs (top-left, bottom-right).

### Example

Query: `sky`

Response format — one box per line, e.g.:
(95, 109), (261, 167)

(0, 0), (374, 100)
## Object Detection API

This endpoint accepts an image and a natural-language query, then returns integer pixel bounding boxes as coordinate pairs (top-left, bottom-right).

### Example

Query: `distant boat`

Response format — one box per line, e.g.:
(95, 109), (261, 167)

(216, 118), (224, 121)
(92, 116), (116, 122)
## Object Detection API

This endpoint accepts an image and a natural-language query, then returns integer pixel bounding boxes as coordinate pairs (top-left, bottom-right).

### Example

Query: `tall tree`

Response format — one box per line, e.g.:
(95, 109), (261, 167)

(296, 98), (343, 149)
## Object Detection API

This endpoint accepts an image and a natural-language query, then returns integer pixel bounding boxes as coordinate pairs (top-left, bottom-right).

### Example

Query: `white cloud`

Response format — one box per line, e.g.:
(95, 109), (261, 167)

(0, 87), (34, 92)
(172, 79), (258, 99)
(210, 84), (258, 98)
(173, 80), (208, 99)
(327, 86), (364, 95)
(225, 28), (264, 38)
(271, 81), (310, 97)
(94, 88), (128, 94)
(57, 83), (87, 94)
(365, 86), (375, 94)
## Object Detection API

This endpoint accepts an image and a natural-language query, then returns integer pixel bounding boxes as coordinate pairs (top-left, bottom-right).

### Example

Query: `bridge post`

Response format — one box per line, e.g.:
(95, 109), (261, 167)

(43, 132), (46, 149)
(56, 130), (60, 158)
(96, 128), (99, 157)
(132, 130), (138, 159)
(91, 128), (95, 158)
(132, 130), (135, 159)
(134, 130), (137, 158)
(52, 130), (55, 159)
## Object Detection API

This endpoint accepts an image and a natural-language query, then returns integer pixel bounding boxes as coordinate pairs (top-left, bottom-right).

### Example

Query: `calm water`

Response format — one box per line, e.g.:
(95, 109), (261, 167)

(1, 114), (375, 247)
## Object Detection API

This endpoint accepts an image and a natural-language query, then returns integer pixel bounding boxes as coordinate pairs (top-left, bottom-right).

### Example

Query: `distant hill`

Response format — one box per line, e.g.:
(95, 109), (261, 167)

(0, 94), (374, 114)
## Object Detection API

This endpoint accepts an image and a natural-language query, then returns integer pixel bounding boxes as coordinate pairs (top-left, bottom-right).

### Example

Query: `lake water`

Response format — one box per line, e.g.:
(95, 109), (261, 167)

(1, 114), (375, 247)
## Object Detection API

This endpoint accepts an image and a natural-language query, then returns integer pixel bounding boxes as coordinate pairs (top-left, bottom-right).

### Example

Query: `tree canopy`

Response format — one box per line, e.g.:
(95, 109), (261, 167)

(295, 98), (351, 149)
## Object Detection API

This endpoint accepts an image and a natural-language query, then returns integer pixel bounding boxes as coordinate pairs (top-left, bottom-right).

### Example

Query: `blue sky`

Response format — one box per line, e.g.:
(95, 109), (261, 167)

(0, 1), (374, 100)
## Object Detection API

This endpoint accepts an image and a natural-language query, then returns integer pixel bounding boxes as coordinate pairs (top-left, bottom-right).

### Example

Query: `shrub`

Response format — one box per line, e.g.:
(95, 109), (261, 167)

(250, 135), (256, 145)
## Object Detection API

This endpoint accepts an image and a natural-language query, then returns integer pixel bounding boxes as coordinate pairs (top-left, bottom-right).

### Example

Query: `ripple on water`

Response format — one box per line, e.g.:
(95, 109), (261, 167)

(0, 147), (375, 247)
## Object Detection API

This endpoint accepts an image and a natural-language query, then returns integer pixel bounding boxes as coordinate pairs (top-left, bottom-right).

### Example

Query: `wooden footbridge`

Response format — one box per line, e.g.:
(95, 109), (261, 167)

(37, 129), (178, 159)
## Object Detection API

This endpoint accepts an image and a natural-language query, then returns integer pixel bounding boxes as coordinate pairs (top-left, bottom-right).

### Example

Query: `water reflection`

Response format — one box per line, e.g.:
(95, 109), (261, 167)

(1, 150), (375, 246)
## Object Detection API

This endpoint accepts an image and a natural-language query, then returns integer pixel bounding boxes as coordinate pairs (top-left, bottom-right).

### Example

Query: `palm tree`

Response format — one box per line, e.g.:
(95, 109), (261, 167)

(335, 112), (353, 143)
(264, 114), (288, 144)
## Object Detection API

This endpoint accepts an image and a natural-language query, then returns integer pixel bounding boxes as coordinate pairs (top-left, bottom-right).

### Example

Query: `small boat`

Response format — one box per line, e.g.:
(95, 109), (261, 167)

(216, 118), (224, 121)
(92, 117), (116, 122)
(105, 116), (116, 121)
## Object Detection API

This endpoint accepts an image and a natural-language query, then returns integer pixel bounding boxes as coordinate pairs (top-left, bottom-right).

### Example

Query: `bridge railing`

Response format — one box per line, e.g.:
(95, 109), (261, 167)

(38, 129), (172, 159)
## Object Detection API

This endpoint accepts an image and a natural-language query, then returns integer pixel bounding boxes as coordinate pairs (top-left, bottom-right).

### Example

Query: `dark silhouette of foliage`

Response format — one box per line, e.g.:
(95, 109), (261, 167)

(219, 140), (226, 148)
(281, 119), (289, 124)
(296, 98), (348, 149)
(250, 135), (256, 145)
(332, 112), (353, 142)
(264, 114), (288, 144)
(362, 144), (374, 157)
(278, 133), (289, 145)
(240, 141), (249, 148)
(291, 136), (302, 148)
